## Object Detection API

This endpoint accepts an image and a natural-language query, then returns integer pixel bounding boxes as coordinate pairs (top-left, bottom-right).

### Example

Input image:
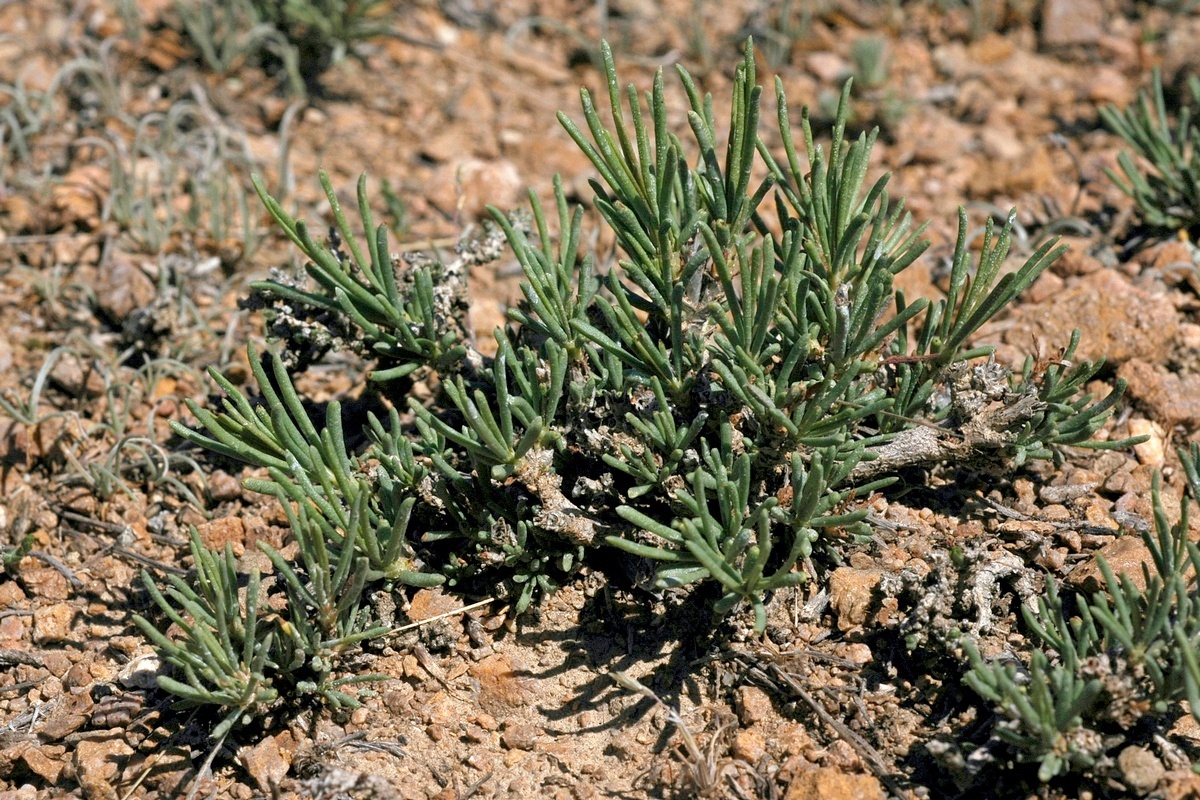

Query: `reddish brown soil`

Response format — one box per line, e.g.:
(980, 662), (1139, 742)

(3, 2), (1200, 799)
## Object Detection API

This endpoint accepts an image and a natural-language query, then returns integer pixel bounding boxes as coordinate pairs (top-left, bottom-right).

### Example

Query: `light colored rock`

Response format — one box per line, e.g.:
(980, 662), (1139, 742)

(1161, 769), (1200, 800)
(407, 586), (462, 621)
(0, 614), (23, 642)
(1128, 419), (1165, 469)
(19, 564), (71, 601)
(18, 743), (66, 783)
(1067, 535), (1151, 593)
(735, 685), (774, 727)
(0, 580), (25, 606)
(785, 767), (886, 800)
(1162, 17), (1200, 86)
(33, 603), (75, 644)
(74, 737), (134, 800)
(1027, 270), (1064, 304)
(1040, 0), (1104, 49)
(840, 642), (874, 666)
(195, 515), (246, 555)
(429, 158), (523, 222)
(828, 567), (882, 631)
(1118, 745), (1165, 795)
(116, 652), (163, 690)
(38, 687), (93, 741)
(733, 728), (766, 763)
(92, 256), (156, 323)
(499, 722), (539, 751)
(978, 125), (1023, 162)
(239, 734), (292, 794)
(1118, 360), (1200, 429)
(470, 653), (536, 712)
(1009, 270), (1178, 368)
(805, 52), (849, 83)
(1086, 66), (1133, 106)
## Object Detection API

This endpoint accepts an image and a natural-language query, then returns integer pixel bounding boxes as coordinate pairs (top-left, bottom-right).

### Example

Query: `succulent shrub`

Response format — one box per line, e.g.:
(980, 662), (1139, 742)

(964, 445), (1200, 784)
(1101, 68), (1200, 235)
(174, 0), (388, 96)
(140, 41), (1132, 732)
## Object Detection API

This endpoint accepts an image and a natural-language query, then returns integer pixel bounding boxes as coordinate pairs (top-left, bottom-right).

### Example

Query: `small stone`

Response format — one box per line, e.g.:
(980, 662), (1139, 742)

(805, 52), (849, 83)
(19, 744), (66, 783)
(140, 746), (192, 797)
(733, 728), (766, 763)
(401, 653), (427, 681)
(500, 722), (538, 750)
(1067, 535), (1152, 593)
(839, 643), (873, 666)
(0, 580), (26, 606)
(1040, 0), (1104, 49)
(1129, 419), (1165, 469)
(966, 32), (1014, 65)
(1027, 270), (1064, 304)
(735, 686), (774, 727)
(779, 722), (813, 757)
(33, 603), (75, 644)
(116, 652), (162, 690)
(1008, 270), (1177, 368)
(407, 587), (462, 622)
(462, 723), (489, 743)
(1161, 769), (1200, 800)
(19, 565), (70, 600)
(1053, 238), (1104, 275)
(1171, 709), (1200, 744)
(828, 567), (882, 631)
(195, 516), (246, 555)
(1118, 745), (1165, 795)
(978, 125), (1023, 162)
(471, 654), (535, 712)
(1119, 360), (1200, 430)
(784, 767), (886, 800)
(0, 614), (25, 642)
(92, 256), (156, 324)
(74, 737), (134, 800)
(48, 352), (106, 399)
(474, 713), (499, 731)
(1162, 17), (1200, 86)
(207, 470), (243, 503)
(428, 158), (522, 222)
(38, 687), (93, 741)
(239, 734), (292, 794)
(1086, 66), (1132, 106)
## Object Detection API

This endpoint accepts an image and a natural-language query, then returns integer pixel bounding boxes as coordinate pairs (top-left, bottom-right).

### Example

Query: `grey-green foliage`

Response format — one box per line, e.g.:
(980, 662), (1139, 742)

(1101, 68), (1200, 234)
(197, 40), (1126, 629)
(148, 40), (1133, 729)
(133, 474), (399, 738)
(964, 445), (1200, 783)
(250, 0), (390, 71)
(174, 0), (388, 95)
(135, 535), (280, 742)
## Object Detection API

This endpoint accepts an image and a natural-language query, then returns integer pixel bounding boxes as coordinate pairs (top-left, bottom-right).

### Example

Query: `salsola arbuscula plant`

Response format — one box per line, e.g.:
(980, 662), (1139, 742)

(137, 40), (1137, 736)
(962, 443), (1200, 785)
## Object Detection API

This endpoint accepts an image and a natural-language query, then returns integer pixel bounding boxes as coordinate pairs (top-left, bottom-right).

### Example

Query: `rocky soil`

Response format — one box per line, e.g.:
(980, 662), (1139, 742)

(3, 1), (1200, 799)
